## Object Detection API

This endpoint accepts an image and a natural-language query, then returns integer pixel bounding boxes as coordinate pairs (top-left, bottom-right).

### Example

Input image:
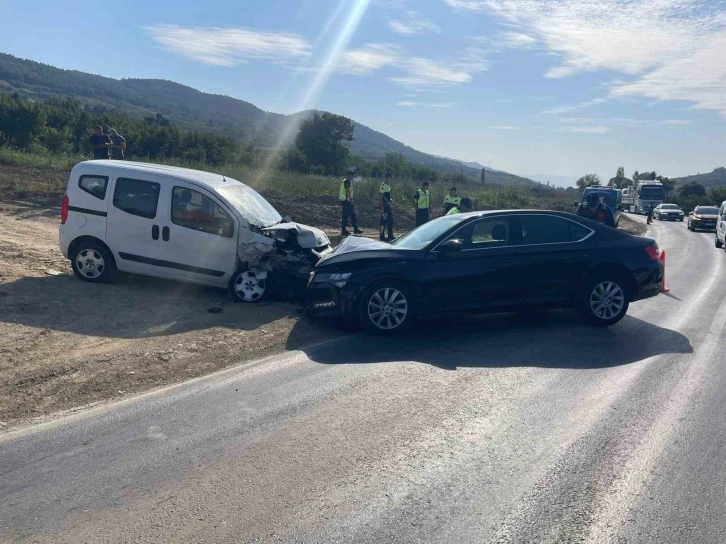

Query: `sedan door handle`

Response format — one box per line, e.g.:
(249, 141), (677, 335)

(162, 226), (170, 242)
(151, 225), (159, 240)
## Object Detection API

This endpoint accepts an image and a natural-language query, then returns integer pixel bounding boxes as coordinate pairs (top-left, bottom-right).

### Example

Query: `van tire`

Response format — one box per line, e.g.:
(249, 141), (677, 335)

(70, 241), (117, 283)
(716, 236), (722, 249)
(229, 270), (271, 303)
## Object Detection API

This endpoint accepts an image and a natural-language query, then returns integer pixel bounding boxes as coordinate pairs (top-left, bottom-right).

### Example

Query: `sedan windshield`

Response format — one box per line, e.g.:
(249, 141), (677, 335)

(217, 184), (282, 228)
(660, 204), (680, 210)
(391, 215), (468, 250)
(695, 207), (718, 215)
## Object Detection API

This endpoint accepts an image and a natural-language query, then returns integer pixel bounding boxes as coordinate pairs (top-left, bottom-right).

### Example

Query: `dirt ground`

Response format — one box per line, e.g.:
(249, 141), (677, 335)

(0, 200), (348, 430)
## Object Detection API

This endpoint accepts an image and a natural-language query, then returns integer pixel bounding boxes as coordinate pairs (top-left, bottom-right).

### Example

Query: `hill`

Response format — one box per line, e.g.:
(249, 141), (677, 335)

(674, 167), (726, 188)
(0, 53), (536, 186)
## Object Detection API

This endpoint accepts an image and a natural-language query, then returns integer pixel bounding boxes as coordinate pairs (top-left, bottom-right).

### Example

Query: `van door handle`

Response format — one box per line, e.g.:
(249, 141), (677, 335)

(151, 225), (159, 240)
(162, 226), (170, 242)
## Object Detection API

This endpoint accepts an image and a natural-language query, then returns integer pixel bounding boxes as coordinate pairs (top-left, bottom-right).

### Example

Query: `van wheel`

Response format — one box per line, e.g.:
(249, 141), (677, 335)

(580, 274), (630, 327)
(359, 281), (415, 335)
(229, 270), (270, 303)
(716, 236), (723, 249)
(70, 241), (116, 283)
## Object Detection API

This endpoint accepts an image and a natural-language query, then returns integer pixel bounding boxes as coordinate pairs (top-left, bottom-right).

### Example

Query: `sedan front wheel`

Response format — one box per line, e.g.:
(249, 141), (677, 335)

(359, 281), (415, 334)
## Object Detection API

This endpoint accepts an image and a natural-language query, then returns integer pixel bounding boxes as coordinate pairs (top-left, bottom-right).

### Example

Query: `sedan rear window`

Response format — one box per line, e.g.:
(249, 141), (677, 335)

(516, 215), (592, 245)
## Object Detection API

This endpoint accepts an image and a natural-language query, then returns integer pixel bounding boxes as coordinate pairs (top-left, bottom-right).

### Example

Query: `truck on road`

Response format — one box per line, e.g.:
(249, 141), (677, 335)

(622, 181), (666, 214)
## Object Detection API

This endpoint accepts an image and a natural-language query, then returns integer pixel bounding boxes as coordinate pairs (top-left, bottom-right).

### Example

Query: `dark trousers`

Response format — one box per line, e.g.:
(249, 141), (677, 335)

(341, 201), (358, 232)
(416, 208), (430, 227)
(379, 204), (393, 240)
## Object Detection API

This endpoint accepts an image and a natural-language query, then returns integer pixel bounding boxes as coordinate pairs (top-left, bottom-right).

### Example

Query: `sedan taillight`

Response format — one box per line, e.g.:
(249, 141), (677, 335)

(645, 245), (660, 260)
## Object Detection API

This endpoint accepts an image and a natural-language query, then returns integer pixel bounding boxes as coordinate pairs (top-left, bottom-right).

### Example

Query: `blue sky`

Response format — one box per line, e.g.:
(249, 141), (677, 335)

(2, 0), (725, 185)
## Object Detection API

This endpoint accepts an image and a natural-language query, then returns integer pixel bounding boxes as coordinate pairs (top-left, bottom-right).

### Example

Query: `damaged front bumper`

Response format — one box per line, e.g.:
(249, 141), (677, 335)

(236, 221), (333, 299)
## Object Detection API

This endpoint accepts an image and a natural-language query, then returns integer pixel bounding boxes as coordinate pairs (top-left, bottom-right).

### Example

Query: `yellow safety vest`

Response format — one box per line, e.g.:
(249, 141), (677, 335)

(380, 181), (391, 193)
(446, 206), (461, 215)
(339, 179), (352, 202)
(444, 195), (461, 207)
(416, 189), (430, 209)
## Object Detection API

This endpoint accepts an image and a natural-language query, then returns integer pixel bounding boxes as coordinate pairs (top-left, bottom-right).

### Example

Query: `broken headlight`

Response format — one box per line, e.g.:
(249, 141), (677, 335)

(312, 272), (351, 288)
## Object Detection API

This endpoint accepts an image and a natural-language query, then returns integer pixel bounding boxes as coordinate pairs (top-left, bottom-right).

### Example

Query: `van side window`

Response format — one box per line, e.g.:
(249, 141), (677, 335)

(171, 186), (234, 238)
(113, 177), (160, 219)
(78, 175), (108, 200)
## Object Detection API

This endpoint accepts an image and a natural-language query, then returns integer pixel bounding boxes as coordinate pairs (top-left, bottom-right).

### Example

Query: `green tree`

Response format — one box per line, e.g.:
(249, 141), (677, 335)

(678, 182), (706, 199)
(708, 187), (726, 205)
(576, 173), (602, 190)
(616, 166), (625, 179)
(294, 112), (354, 176)
(633, 170), (639, 184)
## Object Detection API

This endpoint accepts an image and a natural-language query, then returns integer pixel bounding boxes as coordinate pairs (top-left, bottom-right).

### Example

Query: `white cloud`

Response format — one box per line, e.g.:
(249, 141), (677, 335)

(542, 97), (606, 115)
(337, 42), (487, 89)
(500, 32), (537, 49)
(662, 119), (692, 126)
(340, 44), (402, 75)
(565, 125), (611, 134)
(388, 10), (440, 35)
(144, 25), (311, 67)
(443, 0), (726, 115)
(397, 101), (457, 108)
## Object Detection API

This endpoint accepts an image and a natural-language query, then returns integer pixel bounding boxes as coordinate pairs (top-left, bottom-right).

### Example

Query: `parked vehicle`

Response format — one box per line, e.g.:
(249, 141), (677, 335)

(60, 161), (332, 302)
(306, 211), (663, 334)
(688, 206), (719, 232)
(578, 187), (622, 227)
(716, 201), (726, 249)
(653, 203), (684, 221)
(621, 181), (666, 214)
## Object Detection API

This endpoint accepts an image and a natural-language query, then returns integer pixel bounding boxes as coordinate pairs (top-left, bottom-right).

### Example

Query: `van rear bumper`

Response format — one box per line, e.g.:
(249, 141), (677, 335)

(59, 228), (71, 259)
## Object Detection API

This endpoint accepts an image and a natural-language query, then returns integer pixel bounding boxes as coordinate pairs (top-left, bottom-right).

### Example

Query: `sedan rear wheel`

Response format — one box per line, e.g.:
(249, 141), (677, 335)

(581, 275), (630, 327)
(359, 281), (414, 334)
(716, 236), (723, 249)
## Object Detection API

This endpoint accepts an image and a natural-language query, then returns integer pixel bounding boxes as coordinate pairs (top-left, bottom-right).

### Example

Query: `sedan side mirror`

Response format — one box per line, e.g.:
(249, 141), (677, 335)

(438, 239), (463, 254)
(574, 201), (579, 208)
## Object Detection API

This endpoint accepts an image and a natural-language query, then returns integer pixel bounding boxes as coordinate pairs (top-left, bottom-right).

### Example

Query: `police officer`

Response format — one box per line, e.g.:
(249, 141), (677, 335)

(443, 186), (461, 214)
(339, 169), (363, 236)
(446, 197), (473, 215)
(413, 181), (431, 227)
(577, 193), (615, 227)
(379, 172), (394, 241)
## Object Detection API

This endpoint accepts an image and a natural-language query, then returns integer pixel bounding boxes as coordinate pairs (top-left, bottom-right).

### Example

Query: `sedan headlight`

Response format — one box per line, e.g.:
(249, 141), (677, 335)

(312, 272), (352, 288)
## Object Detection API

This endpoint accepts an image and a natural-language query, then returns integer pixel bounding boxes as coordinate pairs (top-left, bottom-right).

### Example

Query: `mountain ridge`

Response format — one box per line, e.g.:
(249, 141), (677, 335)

(0, 52), (538, 186)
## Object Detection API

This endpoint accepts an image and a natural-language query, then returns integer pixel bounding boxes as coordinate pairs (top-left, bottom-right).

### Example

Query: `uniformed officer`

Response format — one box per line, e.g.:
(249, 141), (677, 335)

(443, 186), (461, 214)
(576, 193), (615, 227)
(413, 181), (431, 227)
(339, 169), (363, 236)
(379, 172), (394, 241)
(446, 197), (473, 215)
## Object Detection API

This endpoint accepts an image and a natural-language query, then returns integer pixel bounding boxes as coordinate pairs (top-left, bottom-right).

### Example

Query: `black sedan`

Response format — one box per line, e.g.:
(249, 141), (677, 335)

(305, 211), (664, 334)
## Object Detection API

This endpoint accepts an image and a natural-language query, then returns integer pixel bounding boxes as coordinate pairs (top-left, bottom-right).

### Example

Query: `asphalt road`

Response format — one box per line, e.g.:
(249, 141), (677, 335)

(2, 215), (726, 543)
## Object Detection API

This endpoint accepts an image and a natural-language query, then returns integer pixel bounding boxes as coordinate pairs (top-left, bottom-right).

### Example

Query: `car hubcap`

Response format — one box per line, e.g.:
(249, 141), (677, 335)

(234, 271), (266, 302)
(368, 287), (408, 330)
(75, 249), (105, 279)
(590, 281), (625, 320)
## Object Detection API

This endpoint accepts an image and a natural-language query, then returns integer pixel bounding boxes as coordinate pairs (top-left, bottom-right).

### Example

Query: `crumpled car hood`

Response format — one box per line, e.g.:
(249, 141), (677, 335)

(331, 235), (391, 256)
(262, 222), (330, 249)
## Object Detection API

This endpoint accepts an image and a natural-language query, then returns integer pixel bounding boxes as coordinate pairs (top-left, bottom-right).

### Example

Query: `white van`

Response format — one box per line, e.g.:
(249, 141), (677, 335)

(716, 201), (726, 250)
(60, 161), (331, 302)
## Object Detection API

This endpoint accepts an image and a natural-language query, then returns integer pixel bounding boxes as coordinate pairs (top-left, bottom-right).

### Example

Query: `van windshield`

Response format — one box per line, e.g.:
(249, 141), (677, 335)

(217, 184), (282, 228)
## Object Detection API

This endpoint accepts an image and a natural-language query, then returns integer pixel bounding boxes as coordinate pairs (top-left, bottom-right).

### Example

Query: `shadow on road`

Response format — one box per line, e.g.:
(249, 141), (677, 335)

(292, 311), (692, 370)
(0, 273), (298, 339)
